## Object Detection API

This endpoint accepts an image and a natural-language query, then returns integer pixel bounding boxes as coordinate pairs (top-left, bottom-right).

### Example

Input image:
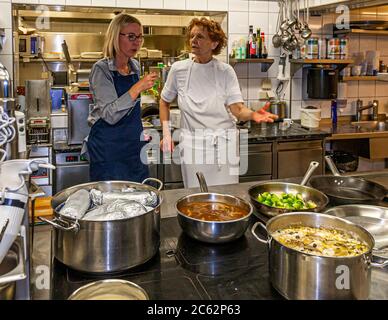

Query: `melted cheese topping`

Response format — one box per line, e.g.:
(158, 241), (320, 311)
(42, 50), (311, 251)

(273, 226), (369, 257)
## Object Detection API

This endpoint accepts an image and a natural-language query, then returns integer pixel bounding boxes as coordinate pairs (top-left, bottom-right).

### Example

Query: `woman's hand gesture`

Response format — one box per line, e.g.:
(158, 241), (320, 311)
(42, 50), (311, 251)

(129, 72), (158, 99)
(251, 101), (279, 123)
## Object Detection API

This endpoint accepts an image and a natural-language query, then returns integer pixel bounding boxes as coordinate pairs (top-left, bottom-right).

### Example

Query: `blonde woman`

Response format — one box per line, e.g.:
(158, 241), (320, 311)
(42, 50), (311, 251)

(88, 13), (156, 182)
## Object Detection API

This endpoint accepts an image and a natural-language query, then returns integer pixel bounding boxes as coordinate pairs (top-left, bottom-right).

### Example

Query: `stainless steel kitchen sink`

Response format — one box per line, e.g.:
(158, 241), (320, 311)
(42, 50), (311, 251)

(350, 121), (388, 131)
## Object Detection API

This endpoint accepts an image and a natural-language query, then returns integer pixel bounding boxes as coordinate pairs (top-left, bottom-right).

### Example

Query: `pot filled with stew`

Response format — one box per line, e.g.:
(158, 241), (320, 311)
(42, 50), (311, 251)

(176, 172), (253, 244)
(251, 212), (380, 300)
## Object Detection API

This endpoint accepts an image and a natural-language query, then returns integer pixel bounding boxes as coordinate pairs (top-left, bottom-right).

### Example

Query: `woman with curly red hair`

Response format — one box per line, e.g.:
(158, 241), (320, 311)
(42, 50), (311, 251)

(159, 18), (277, 188)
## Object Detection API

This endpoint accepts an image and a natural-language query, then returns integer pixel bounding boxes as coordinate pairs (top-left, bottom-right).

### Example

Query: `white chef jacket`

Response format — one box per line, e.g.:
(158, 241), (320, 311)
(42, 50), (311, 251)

(161, 58), (244, 188)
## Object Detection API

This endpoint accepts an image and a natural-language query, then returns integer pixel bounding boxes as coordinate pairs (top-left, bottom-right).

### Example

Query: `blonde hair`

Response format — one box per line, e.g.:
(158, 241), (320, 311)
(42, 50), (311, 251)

(103, 13), (142, 58)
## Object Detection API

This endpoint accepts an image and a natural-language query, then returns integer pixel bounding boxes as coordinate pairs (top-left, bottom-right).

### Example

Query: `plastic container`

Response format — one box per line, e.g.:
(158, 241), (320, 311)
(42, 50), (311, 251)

(300, 106), (321, 129)
(50, 88), (63, 111)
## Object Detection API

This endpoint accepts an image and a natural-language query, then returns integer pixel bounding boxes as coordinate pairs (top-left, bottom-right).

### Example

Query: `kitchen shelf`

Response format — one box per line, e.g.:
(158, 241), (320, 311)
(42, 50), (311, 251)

(290, 59), (354, 76)
(334, 29), (388, 36)
(229, 58), (274, 72)
(341, 76), (378, 81)
(20, 58), (100, 63)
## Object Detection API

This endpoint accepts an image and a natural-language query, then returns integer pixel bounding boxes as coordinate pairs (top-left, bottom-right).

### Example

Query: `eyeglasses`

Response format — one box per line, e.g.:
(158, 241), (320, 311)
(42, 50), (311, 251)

(120, 33), (144, 42)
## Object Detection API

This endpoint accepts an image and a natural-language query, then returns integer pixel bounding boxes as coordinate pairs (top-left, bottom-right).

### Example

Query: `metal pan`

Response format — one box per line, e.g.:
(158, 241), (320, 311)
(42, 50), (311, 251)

(248, 161), (329, 218)
(324, 204), (388, 263)
(176, 172), (253, 244)
(308, 156), (388, 205)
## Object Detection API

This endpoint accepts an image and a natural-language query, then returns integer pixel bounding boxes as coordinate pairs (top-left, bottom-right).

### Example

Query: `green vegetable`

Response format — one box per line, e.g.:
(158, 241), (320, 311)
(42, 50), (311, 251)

(256, 192), (317, 210)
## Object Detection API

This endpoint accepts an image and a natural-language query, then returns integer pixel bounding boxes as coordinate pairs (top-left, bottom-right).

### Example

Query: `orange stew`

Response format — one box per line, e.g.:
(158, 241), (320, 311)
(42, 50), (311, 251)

(179, 201), (249, 221)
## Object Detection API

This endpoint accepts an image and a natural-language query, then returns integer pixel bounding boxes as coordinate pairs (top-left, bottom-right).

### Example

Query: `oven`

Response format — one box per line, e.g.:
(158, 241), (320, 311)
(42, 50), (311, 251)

(18, 35), (42, 57)
(53, 148), (90, 194)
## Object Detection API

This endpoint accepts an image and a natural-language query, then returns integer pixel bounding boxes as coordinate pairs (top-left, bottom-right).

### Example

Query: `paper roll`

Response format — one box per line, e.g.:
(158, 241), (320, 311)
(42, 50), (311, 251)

(337, 82), (348, 99)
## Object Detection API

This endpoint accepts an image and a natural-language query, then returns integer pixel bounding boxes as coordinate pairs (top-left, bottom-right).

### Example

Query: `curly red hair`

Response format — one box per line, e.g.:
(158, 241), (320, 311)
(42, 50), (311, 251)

(186, 18), (227, 55)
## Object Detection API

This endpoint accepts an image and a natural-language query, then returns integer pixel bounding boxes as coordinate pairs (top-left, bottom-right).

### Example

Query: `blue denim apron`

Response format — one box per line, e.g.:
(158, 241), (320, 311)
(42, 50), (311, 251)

(88, 71), (149, 182)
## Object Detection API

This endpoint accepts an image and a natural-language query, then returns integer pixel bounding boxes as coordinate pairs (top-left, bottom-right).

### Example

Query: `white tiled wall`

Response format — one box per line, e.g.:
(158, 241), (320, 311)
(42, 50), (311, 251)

(290, 11), (388, 120)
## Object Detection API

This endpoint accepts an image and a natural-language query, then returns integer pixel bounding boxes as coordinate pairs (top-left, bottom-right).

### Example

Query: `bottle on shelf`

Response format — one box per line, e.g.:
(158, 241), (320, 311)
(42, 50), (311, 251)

(256, 28), (261, 58)
(230, 40), (237, 59)
(331, 99), (337, 126)
(247, 25), (254, 59)
(240, 38), (246, 59)
(261, 32), (268, 59)
(250, 33), (257, 58)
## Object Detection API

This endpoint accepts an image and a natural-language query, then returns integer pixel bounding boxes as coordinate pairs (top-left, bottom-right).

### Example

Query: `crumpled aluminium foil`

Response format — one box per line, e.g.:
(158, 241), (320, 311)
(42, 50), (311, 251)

(89, 188), (158, 207)
(59, 189), (90, 219)
(82, 199), (153, 221)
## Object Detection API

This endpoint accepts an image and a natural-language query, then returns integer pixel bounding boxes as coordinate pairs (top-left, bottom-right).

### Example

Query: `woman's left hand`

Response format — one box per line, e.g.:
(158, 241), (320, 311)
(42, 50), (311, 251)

(251, 101), (278, 123)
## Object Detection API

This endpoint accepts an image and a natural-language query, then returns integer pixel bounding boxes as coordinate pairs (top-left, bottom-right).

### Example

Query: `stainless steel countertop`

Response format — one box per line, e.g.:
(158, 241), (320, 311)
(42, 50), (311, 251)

(30, 170), (388, 300)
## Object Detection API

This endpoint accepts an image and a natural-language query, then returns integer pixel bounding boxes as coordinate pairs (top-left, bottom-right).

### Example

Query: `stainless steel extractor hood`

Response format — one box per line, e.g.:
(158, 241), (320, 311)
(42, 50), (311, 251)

(311, 0), (388, 14)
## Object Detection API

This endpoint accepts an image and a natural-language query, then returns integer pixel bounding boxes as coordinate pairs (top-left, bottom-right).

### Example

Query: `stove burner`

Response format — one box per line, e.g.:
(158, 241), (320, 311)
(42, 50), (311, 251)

(50, 217), (282, 300)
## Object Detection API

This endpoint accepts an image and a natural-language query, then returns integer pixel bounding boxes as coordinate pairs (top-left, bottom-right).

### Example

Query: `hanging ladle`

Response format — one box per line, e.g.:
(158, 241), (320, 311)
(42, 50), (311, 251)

(301, 0), (312, 40)
(272, 0), (283, 48)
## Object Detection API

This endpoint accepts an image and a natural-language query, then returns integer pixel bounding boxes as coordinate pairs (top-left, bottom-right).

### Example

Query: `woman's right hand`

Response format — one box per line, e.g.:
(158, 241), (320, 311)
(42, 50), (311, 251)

(160, 135), (175, 153)
(129, 72), (158, 99)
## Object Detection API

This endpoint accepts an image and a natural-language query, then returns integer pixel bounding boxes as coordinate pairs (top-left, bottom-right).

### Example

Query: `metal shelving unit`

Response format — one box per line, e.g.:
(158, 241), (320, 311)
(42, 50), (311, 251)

(229, 58), (275, 72)
(290, 59), (354, 76)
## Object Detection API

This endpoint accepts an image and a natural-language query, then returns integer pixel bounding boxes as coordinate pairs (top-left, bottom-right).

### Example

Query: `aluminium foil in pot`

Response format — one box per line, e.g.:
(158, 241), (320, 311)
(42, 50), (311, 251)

(82, 199), (153, 221)
(90, 189), (158, 207)
(59, 189), (91, 219)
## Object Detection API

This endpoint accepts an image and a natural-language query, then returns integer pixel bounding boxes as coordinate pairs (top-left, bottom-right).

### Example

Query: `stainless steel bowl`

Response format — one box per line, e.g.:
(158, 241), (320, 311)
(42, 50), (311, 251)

(175, 172), (253, 244)
(176, 192), (253, 244)
(68, 279), (149, 300)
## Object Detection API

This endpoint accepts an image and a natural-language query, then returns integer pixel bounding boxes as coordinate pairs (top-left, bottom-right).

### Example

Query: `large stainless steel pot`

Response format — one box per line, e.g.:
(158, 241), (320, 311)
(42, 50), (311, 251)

(176, 172), (253, 244)
(251, 212), (388, 300)
(41, 179), (163, 273)
(0, 236), (26, 300)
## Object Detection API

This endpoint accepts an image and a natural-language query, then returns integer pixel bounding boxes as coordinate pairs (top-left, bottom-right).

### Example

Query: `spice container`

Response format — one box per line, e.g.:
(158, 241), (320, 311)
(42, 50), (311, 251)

(328, 38), (340, 59)
(306, 38), (319, 59)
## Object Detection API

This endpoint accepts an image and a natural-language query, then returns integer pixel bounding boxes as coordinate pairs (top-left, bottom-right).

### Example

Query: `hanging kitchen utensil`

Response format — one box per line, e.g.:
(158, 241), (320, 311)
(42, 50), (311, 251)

(272, 1), (283, 48)
(301, 0), (312, 40)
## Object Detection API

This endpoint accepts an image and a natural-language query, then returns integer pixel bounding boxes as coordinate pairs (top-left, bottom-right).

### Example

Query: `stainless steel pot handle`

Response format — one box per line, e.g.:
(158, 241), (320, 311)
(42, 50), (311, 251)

(300, 161), (319, 186)
(325, 155), (341, 176)
(38, 216), (80, 232)
(371, 251), (388, 268)
(141, 178), (164, 191)
(196, 172), (208, 193)
(371, 260), (388, 268)
(251, 221), (269, 244)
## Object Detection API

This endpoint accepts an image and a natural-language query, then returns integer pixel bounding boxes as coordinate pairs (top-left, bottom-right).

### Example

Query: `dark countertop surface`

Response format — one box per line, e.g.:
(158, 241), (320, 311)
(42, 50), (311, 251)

(147, 122), (330, 145)
(31, 171), (388, 300)
(245, 122), (330, 142)
(320, 122), (388, 140)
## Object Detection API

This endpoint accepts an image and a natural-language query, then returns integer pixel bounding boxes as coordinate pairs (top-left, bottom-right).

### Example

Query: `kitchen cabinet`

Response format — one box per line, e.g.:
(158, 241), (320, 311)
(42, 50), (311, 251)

(360, 137), (388, 160)
(157, 139), (326, 188)
(239, 143), (272, 183)
(276, 140), (325, 179)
